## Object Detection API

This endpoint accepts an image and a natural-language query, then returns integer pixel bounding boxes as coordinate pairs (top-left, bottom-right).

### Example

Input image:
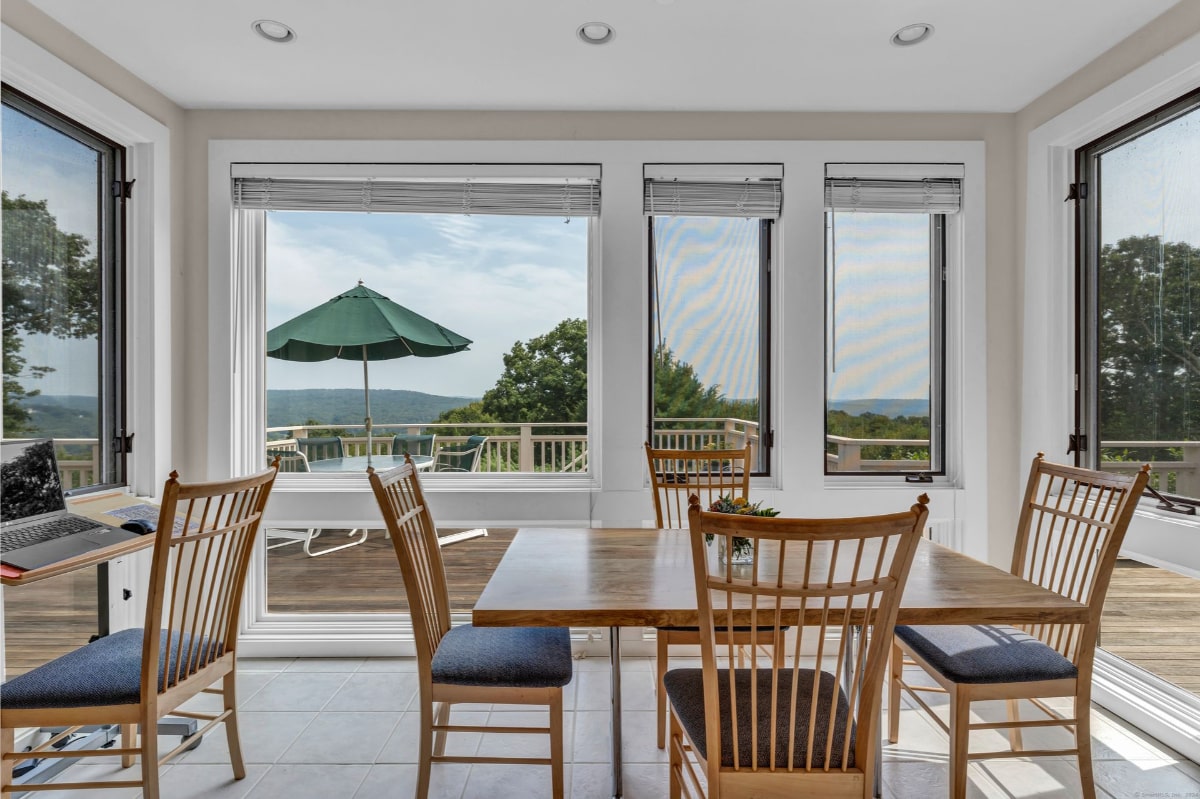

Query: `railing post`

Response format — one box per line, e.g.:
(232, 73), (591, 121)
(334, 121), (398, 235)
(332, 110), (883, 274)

(519, 425), (535, 472)
(1180, 443), (1200, 497)
(841, 442), (861, 472)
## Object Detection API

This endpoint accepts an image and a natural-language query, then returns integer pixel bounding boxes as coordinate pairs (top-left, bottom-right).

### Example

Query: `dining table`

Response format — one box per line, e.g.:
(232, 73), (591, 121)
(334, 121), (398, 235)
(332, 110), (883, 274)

(472, 527), (1089, 799)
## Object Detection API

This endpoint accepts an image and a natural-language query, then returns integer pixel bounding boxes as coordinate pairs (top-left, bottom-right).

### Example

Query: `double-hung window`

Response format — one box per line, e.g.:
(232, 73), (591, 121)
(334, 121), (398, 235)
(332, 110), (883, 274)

(645, 165), (779, 474)
(823, 164), (959, 476)
(1075, 89), (1200, 502)
(1, 86), (126, 491)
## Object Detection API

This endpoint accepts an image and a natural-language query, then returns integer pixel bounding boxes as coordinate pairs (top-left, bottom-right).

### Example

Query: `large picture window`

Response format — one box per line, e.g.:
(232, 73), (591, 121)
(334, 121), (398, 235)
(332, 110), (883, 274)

(1, 86), (126, 491)
(646, 165), (778, 474)
(1076, 89), (1200, 501)
(823, 164), (957, 476)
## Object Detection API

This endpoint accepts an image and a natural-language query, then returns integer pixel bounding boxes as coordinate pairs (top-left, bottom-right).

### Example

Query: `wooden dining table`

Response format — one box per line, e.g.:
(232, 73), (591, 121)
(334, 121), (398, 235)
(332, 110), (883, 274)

(472, 527), (1089, 799)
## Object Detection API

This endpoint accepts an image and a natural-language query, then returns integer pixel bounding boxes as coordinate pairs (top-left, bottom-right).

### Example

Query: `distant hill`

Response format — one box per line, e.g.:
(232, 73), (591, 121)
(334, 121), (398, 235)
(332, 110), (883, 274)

(268, 388), (476, 428)
(21, 395), (99, 438)
(829, 398), (929, 418)
(16, 390), (478, 438)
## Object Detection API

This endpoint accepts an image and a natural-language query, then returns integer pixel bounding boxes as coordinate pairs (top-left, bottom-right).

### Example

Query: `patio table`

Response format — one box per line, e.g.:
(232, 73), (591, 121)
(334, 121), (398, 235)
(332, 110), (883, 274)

(473, 528), (1089, 799)
(305, 454), (433, 472)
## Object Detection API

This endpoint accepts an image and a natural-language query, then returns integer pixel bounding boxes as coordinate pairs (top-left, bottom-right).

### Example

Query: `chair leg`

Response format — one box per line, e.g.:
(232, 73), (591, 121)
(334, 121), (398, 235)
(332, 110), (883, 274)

(948, 686), (971, 799)
(433, 701), (450, 757)
(1076, 695), (1098, 799)
(888, 641), (902, 744)
(550, 689), (565, 799)
(657, 631), (670, 749)
(668, 710), (683, 799)
(417, 697), (434, 799)
(140, 713), (161, 799)
(224, 671), (247, 779)
(2, 727), (15, 792)
(1006, 699), (1024, 751)
(121, 723), (138, 768)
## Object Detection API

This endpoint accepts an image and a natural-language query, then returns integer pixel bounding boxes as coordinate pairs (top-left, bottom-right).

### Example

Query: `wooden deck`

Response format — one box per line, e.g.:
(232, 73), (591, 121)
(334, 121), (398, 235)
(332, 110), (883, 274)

(5, 544), (1199, 694)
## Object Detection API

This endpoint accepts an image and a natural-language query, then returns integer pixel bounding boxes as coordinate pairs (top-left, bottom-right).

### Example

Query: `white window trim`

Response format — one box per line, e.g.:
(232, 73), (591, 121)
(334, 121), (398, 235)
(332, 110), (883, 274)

(1, 27), (172, 651)
(1023, 29), (1200, 764)
(208, 139), (986, 655)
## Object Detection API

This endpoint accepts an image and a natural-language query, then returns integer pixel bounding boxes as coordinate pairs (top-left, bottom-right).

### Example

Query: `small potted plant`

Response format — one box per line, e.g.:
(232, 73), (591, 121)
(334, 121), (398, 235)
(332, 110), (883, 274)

(706, 495), (779, 565)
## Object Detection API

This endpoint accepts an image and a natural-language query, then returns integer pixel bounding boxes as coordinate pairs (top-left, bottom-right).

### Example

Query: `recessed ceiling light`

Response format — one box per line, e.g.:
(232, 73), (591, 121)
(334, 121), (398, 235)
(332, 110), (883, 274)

(577, 22), (615, 45)
(891, 22), (934, 47)
(252, 19), (296, 44)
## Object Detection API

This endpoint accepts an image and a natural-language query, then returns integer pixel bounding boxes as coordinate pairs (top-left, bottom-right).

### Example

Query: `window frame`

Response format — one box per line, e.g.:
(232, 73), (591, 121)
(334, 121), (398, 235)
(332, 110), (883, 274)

(1, 83), (127, 493)
(646, 214), (774, 476)
(1074, 86), (1200, 504)
(822, 200), (949, 479)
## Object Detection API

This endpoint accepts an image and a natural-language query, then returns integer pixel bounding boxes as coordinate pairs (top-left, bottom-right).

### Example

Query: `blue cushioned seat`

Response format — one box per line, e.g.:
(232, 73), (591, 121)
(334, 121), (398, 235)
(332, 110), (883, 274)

(894, 624), (1078, 685)
(430, 624), (572, 688)
(664, 668), (855, 769)
(1, 628), (222, 710)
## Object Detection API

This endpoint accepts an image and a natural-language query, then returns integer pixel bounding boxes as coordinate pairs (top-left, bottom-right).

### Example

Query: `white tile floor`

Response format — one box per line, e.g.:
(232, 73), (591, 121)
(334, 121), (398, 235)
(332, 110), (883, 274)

(21, 655), (1200, 798)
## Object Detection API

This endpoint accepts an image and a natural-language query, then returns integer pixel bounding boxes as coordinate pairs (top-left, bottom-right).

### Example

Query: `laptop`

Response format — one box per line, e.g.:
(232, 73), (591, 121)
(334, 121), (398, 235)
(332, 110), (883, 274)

(1, 438), (142, 571)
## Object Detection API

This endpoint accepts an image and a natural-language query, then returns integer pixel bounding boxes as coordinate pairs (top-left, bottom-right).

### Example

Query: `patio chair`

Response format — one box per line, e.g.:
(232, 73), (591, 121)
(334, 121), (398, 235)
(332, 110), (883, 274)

(367, 456), (571, 798)
(646, 443), (780, 749)
(392, 433), (437, 458)
(0, 464), (279, 799)
(295, 436), (344, 463)
(433, 435), (488, 472)
(264, 445), (367, 556)
(665, 493), (928, 798)
(888, 454), (1150, 799)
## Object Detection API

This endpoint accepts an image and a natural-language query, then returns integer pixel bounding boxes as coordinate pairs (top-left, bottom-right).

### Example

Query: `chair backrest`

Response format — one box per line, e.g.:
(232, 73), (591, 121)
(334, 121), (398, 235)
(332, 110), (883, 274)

(1010, 453), (1149, 666)
(296, 436), (344, 463)
(141, 464), (278, 699)
(267, 446), (310, 473)
(686, 493), (928, 780)
(368, 457), (451, 671)
(393, 433), (437, 458)
(436, 435), (488, 472)
(645, 443), (751, 528)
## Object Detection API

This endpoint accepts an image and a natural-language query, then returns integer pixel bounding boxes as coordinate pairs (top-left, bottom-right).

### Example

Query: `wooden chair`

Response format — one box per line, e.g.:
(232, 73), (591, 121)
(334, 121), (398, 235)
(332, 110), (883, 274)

(1, 463), (279, 798)
(646, 443), (765, 749)
(666, 493), (929, 798)
(367, 456), (572, 799)
(888, 454), (1150, 799)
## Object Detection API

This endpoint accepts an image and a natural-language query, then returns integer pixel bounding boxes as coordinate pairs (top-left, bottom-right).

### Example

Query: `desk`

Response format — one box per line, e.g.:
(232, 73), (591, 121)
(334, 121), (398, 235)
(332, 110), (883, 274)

(473, 529), (1088, 798)
(306, 454), (433, 472)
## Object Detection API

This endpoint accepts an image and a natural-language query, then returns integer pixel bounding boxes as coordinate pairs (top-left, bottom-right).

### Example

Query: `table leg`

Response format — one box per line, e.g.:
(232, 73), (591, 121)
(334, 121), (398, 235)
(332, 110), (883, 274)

(609, 625), (623, 799)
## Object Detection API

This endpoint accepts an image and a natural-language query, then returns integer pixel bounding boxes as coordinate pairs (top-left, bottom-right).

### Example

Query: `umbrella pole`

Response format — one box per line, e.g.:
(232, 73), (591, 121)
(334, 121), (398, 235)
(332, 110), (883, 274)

(363, 345), (372, 466)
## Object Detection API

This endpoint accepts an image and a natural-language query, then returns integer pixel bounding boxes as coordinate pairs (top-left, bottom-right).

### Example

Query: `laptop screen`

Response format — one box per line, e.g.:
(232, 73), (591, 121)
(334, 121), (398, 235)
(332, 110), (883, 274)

(1, 439), (67, 524)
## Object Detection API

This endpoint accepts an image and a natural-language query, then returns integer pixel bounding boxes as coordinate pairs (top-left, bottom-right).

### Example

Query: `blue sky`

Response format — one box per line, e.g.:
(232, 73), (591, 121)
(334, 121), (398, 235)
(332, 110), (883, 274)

(266, 210), (588, 398)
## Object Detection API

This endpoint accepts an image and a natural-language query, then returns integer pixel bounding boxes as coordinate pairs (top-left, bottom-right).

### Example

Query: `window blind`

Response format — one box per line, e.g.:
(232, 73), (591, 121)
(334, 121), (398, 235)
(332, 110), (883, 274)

(232, 176), (600, 217)
(824, 163), (962, 214)
(643, 165), (783, 218)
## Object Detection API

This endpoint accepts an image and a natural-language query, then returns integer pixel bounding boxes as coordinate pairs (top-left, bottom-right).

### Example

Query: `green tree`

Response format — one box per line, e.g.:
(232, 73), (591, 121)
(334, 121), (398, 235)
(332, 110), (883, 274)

(2, 191), (98, 434)
(479, 318), (588, 430)
(1096, 234), (1200, 461)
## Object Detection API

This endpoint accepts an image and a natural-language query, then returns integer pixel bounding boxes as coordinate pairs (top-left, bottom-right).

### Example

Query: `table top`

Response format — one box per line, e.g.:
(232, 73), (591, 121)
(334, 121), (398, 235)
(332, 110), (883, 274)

(472, 528), (1089, 628)
(307, 454), (433, 472)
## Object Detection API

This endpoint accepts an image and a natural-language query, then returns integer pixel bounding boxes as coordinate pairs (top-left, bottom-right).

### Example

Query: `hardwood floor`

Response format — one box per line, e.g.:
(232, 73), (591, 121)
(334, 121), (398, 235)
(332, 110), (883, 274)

(1102, 558), (1200, 693)
(264, 527), (518, 614)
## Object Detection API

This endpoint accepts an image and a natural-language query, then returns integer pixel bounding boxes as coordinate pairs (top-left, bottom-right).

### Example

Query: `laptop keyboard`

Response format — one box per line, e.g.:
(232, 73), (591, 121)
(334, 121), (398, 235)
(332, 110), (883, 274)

(2, 515), (100, 552)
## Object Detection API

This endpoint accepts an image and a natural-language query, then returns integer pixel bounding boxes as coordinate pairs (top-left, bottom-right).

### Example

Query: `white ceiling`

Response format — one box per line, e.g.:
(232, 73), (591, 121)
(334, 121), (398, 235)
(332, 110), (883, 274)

(28, 0), (1182, 112)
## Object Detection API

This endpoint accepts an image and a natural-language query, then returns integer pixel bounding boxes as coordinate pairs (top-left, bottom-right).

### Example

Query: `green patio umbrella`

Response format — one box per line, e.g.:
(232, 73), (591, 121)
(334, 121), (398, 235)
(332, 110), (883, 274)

(266, 282), (472, 463)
